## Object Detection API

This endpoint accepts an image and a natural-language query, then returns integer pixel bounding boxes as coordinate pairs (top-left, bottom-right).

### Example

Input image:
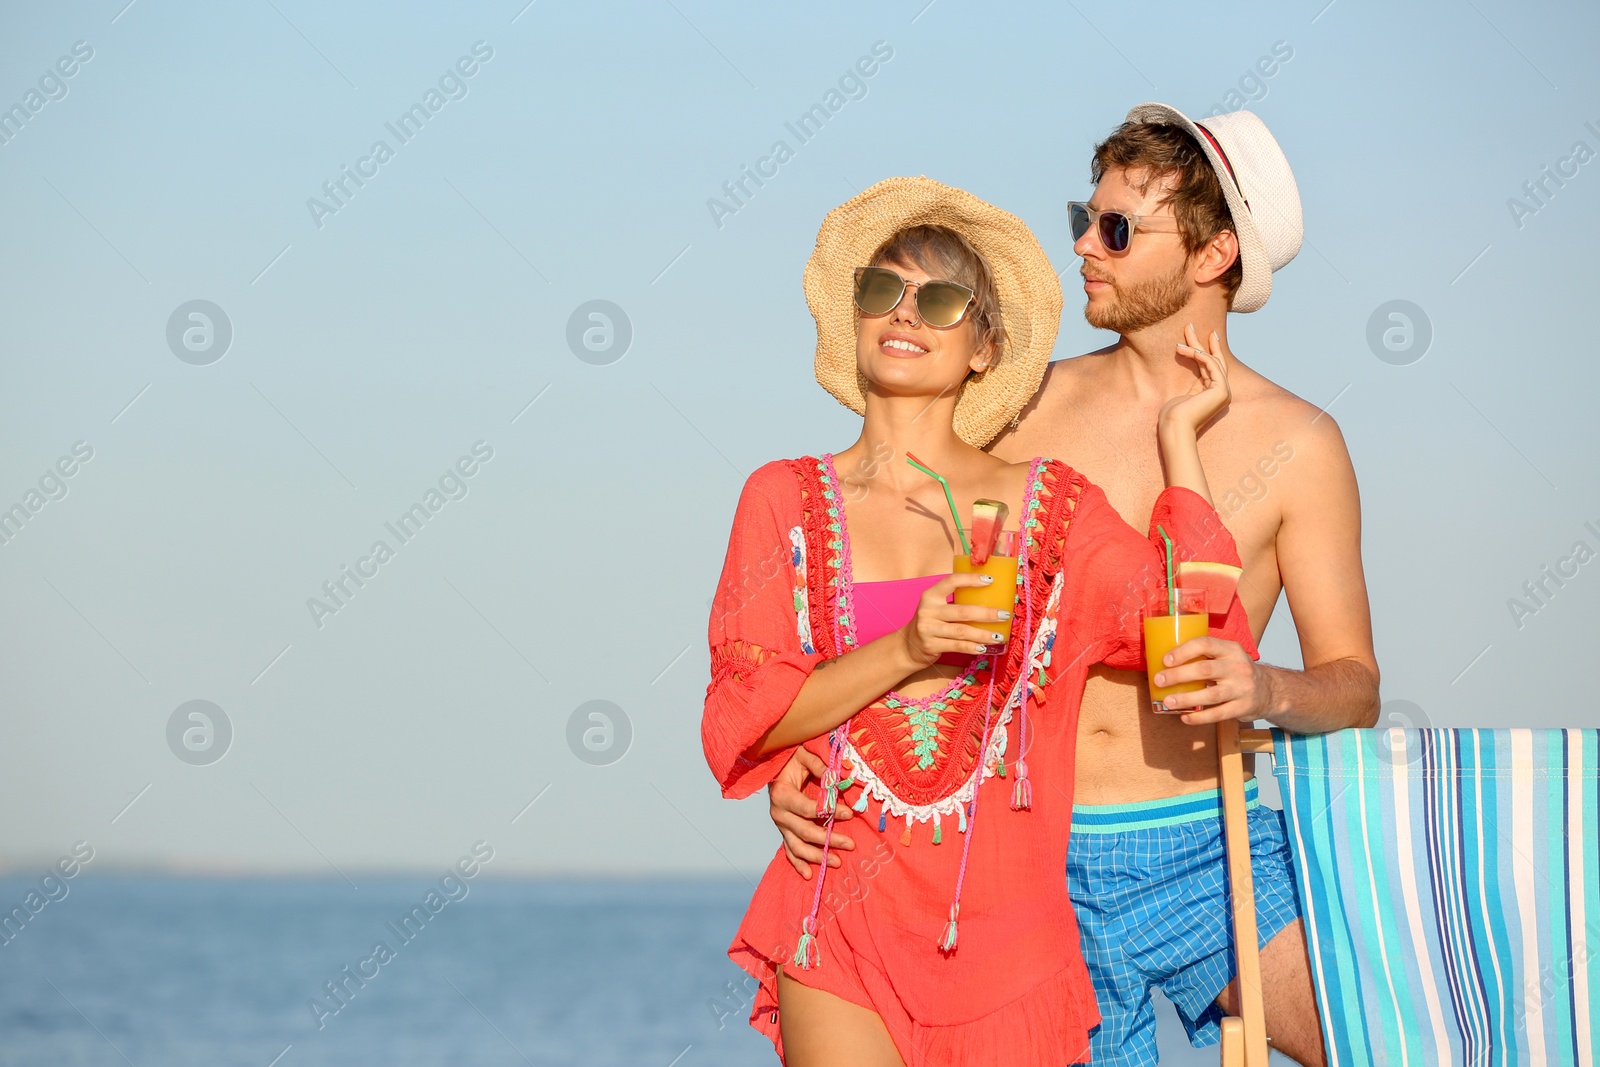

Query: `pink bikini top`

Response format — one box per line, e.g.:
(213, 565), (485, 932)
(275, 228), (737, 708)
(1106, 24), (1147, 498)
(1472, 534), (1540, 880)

(852, 574), (974, 667)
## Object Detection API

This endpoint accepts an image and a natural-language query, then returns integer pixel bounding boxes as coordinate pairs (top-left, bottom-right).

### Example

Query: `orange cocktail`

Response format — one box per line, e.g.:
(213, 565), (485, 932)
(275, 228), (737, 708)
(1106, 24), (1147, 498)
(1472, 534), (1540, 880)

(953, 529), (1020, 643)
(1143, 586), (1207, 713)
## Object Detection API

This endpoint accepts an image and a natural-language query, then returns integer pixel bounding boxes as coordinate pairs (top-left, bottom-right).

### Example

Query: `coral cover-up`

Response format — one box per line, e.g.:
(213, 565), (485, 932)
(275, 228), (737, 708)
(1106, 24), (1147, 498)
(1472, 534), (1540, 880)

(701, 454), (1259, 1065)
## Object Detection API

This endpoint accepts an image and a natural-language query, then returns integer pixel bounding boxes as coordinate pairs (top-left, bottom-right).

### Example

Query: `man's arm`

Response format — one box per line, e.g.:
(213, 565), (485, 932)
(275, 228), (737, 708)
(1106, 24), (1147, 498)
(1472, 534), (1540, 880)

(766, 748), (855, 879)
(1156, 412), (1380, 731)
(1259, 412), (1380, 730)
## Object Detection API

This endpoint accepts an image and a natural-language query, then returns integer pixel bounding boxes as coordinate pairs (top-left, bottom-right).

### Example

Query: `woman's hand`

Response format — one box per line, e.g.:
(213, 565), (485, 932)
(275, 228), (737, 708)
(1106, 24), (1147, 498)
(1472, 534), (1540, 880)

(899, 572), (1010, 667)
(1159, 323), (1232, 437)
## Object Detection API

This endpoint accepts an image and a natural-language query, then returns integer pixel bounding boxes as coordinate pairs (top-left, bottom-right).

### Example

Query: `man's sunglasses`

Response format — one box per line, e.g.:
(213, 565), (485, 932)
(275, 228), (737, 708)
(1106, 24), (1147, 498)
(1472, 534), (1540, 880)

(852, 266), (976, 329)
(1067, 201), (1182, 254)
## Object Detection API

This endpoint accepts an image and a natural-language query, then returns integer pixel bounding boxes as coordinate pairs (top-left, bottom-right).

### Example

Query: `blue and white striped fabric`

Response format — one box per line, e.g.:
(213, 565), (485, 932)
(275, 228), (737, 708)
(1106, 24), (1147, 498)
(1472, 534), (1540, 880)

(1271, 728), (1600, 1066)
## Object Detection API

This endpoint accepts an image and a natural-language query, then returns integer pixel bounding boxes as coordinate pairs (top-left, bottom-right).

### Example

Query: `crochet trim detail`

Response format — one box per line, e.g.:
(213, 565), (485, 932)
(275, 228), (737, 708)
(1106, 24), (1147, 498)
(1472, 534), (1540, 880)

(785, 455), (1079, 822)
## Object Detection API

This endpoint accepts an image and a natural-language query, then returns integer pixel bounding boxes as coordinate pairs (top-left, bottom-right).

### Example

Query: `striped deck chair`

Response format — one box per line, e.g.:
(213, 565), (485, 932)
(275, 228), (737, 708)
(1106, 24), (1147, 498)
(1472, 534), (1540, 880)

(1216, 724), (1600, 1066)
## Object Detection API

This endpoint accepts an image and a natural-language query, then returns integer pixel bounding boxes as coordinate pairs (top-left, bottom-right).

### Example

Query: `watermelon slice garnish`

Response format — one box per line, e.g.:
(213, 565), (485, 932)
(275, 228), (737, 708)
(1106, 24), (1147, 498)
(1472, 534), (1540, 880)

(968, 499), (1009, 565)
(1175, 561), (1243, 615)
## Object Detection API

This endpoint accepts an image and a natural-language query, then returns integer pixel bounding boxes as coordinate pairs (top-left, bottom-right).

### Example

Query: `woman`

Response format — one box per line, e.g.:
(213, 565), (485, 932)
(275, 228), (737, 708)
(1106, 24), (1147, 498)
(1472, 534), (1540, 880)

(700, 176), (1256, 1065)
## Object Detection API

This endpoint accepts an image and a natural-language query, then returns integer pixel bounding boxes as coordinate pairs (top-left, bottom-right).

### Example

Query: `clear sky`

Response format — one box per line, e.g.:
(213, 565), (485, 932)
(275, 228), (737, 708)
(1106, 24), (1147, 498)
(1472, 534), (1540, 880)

(1, 0), (1596, 878)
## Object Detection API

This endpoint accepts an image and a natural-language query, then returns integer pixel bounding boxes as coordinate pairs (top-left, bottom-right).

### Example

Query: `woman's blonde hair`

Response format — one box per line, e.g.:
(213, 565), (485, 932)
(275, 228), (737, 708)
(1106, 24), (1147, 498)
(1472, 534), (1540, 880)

(868, 224), (1006, 364)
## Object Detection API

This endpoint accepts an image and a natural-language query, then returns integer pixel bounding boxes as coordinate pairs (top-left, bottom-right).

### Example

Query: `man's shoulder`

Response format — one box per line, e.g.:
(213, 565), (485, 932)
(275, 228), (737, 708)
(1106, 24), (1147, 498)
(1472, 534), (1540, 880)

(1003, 350), (1114, 435)
(1038, 346), (1118, 393)
(1227, 373), (1357, 497)
(1229, 369), (1344, 440)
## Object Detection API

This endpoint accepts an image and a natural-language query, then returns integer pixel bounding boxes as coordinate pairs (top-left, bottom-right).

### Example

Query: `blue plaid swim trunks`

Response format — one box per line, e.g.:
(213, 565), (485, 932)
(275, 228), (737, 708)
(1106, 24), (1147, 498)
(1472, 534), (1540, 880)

(1066, 778), (1303, 1065)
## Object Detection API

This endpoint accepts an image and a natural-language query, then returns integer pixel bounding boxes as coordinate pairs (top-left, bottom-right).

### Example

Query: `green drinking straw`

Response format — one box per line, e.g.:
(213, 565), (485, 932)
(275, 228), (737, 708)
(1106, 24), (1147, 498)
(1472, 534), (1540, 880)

(1156, 524), (1175, 615)
(904, 452), (971, 555)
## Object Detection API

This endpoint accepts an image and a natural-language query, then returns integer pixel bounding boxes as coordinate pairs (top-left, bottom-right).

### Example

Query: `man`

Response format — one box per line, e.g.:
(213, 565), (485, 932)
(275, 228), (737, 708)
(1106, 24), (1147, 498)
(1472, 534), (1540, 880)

(764, 104), (1379, 1065)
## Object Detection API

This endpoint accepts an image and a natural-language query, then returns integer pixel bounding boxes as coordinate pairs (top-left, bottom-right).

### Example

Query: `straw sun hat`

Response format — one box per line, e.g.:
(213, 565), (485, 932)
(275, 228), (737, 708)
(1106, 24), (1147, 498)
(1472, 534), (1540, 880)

(804, 176), (1063, 448)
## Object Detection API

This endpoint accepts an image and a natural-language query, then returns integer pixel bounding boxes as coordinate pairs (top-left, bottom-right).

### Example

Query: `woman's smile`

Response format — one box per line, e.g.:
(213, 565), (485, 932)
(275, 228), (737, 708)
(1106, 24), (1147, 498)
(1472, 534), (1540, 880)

(877, 330), (929, 357)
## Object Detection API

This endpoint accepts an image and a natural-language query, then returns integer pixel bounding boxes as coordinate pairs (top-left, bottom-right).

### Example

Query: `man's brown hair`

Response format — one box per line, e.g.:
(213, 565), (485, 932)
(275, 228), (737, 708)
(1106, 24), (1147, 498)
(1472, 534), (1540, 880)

(1091, 121), (1243, 305)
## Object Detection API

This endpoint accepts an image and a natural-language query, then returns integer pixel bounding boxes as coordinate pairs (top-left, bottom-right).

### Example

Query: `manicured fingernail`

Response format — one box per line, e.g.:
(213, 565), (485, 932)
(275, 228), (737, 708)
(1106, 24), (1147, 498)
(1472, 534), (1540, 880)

(981, 575), (994, 583)
(992, 632), (1004, 642)
(997, 610), (1011, 620)
(975, 644), (988, 653)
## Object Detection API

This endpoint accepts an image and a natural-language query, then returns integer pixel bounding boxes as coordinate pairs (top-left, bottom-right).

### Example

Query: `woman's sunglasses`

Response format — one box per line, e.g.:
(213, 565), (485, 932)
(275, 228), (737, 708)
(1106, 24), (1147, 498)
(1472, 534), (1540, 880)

(852, 266), (976, 329)
(1066, 201), (1182, 254)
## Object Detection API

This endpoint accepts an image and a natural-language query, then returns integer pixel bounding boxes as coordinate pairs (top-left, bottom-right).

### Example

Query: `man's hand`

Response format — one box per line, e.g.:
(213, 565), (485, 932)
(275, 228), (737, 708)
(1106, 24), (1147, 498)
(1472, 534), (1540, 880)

(768, 747), (856, 880)
(1152, 635), (1275, 726)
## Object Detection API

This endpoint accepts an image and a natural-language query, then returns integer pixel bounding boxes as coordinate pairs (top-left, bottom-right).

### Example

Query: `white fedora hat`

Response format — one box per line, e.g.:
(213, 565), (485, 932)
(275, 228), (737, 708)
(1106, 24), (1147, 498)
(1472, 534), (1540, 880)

(1124, 103), (1302, 313)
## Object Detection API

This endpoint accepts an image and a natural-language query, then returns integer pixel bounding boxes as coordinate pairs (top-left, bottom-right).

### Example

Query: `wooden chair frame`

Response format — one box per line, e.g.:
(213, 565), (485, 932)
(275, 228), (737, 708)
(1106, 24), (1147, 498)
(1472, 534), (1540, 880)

(1216, 721), (1279, 1066)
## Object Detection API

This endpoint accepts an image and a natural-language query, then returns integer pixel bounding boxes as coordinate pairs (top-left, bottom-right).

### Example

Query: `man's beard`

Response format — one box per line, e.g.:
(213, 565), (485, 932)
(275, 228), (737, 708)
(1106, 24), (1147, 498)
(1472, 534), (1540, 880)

(1083, 262), (1190, 334)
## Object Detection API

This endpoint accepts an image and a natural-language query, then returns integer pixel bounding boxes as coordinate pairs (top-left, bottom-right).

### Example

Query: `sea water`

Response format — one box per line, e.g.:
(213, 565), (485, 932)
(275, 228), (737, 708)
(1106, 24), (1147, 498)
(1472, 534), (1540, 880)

(0, 875), (1232, 1065)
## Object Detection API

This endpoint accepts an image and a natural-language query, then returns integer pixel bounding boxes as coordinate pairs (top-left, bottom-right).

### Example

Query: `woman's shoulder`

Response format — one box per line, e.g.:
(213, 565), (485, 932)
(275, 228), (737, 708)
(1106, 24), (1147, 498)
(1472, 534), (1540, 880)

(1027, 456), (1121, 495)
(1022, 456), (1090, 495)
(737, 457), (824, 511)
(1022, 457), (1119, 530)
(746, 455), (821, 485)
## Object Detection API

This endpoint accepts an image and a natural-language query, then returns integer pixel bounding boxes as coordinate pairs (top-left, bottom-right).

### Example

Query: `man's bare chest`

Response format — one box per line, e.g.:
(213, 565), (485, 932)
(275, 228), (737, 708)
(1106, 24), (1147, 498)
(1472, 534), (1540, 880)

(1015, 401), (1290, 562)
